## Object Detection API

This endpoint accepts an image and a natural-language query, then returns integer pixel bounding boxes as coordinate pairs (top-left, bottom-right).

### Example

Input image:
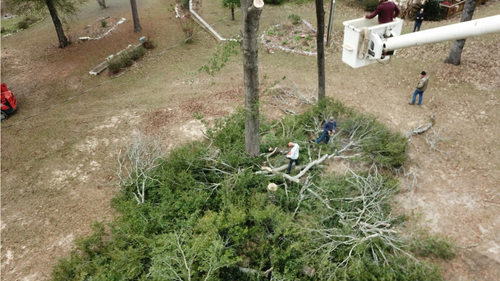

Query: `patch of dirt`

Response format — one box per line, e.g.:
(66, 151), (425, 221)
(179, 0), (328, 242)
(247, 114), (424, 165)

(71, 16), (125, 41)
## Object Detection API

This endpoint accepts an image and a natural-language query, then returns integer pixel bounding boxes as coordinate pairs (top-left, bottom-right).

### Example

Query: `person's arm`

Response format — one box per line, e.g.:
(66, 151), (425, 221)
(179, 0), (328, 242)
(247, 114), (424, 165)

(366, 6), (381, 19)
(394, 4), (400, 18)
(417, 78), (425, 89)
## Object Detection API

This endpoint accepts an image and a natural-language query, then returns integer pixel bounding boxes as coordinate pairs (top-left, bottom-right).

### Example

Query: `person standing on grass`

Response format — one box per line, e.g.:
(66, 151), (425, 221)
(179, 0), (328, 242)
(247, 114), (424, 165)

(365, 0), (400, 24)
(316, 116), (337, 144)
(409, 71), (429, 106)
(286, 142), (299, 174)
(413, 8), (425, 32)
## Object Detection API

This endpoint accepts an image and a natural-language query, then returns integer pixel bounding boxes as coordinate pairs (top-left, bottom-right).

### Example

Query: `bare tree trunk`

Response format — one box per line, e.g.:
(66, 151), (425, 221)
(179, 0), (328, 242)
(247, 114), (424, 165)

(242, 0), (264, 157)
(231, 7), (235, 21)
(315, 0), (325, 100)
(444, 0), (476, 65)
(45, 0), (68, 48)
(130, 0), (142, 33)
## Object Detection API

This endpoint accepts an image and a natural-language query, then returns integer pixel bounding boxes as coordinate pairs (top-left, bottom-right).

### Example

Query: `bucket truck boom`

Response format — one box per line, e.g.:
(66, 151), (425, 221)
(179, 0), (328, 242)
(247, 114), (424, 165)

(342, 15), (500, 68)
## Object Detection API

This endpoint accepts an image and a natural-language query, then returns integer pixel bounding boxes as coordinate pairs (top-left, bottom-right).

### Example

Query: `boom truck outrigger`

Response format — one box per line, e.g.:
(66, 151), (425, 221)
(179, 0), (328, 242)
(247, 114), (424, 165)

(341, 15), (500, 68)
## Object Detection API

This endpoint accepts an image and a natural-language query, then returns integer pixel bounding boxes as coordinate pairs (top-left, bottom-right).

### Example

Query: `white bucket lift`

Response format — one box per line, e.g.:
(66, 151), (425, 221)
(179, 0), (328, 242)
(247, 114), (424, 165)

(342, 17), (403, 68)
(341, 15), (500, 69)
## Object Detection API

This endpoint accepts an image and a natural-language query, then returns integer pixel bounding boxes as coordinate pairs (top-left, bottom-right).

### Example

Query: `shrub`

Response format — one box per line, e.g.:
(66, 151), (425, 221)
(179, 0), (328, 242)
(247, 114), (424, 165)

(288, 14), (301, 25)
(108, 46), (146, 74)
(16, 19), (30, 29)
(264, 0), (286, 4)
(414, 0), (443, 21)
(16, 15), (38, 29)
(181, 0), (189, 9)
(411, 236), (456, 260)
(362, 0), (380, 12)
(129, 46), (146, 60)
(101, 20), (107, 27)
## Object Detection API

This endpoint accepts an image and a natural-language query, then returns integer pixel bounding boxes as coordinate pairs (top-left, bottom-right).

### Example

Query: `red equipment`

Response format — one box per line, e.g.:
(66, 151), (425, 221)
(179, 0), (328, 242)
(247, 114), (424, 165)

(1, 83), (18, 121)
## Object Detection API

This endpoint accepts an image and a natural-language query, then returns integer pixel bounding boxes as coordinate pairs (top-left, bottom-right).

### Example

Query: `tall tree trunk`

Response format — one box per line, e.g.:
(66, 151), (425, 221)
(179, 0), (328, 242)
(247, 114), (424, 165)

(130, 0), (142, 33)
(315, 0), (325, 100)
(242, 0), (264, 157)
(45, 0), (68, 48)
(444, 0), (476, 65)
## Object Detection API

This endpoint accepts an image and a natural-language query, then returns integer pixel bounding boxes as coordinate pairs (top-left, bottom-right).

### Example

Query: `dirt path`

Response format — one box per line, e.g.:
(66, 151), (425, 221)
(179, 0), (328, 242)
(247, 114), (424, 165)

(1, 1), (500, 280)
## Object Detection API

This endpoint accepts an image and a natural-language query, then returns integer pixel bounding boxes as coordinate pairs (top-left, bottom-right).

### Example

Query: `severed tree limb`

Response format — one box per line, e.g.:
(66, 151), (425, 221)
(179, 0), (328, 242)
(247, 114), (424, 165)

(407, 115), (435, 137)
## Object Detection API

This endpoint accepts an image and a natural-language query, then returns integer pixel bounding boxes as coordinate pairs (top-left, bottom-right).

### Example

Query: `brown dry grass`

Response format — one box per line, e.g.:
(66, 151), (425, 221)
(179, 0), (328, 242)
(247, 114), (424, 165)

(1, 0), (500, 280)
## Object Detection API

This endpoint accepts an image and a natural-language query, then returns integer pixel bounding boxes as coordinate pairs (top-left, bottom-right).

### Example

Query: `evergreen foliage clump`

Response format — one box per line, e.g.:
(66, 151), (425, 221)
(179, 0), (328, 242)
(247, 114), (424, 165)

(108, 45), (146, 74)
(414, 0), (443, 21)
(52, 98), (449, 281)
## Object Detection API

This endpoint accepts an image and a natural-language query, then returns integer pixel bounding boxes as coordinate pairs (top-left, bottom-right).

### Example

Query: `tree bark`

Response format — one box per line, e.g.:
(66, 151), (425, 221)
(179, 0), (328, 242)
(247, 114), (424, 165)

(45, 0), (68, 48)
(130, 0), (142, 33)
(315, 0), (325, 100)
(242, 0), (264, 156)
(231, 7), (235, 21)
(444, 0), (476, 65)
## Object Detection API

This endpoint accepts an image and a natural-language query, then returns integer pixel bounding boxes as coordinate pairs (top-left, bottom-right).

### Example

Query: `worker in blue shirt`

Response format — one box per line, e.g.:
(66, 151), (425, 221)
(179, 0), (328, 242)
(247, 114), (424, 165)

(315, 116), (337, 144)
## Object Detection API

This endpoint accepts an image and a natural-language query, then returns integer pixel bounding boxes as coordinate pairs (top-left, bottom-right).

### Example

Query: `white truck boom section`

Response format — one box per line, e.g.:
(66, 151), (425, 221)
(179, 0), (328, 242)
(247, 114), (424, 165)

(342, 15), (500, 68)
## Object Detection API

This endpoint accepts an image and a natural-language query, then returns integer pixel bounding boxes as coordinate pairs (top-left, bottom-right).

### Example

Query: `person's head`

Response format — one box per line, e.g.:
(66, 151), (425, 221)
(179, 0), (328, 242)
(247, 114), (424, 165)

(421, 71), (426, 76)
(420, 8), (424, 13)
(329, 116), (335, 122)
(288, 142), (294, 148)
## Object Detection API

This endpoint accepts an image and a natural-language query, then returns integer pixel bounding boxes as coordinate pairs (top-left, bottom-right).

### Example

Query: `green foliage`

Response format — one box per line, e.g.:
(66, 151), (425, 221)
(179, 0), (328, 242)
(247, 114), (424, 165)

(414, 0), (443, 21)
(199, 40), (239, 76)
(288, 14), (301, 25)
(9, 0), (87, 18)
(101, 20), (107, 27)
(282, 40), (288, 45)
(16, 15), (38, 29)
(181, 0), (189, 9)
(264, 0), (286, 5)
(222, 0), (241, 9)
(129, 45), (146, 60)
(52, 98), (447, 281)
(108, 46), (146, 74)
(362, 0), (380, 12)
(410, 235), (456, 260)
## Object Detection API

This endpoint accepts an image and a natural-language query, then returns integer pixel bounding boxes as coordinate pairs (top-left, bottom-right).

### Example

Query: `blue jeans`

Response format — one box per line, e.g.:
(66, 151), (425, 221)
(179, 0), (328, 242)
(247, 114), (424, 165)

(412, 89), (424, 105)
(316, 130), (330, 144)
(413, 21), (422, 32)
(287, 159), (299, 174)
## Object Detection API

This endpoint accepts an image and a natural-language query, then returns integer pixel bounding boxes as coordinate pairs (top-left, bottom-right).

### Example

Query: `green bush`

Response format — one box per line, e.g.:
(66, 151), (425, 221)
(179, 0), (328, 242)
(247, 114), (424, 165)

(101, 20), (107, 27)
(129, 46), (146, 60)
(288, 14), (301, 25)
(16, 15), (38, 29)
(411, 236), (456, 260)
(108, 46), (146, 74)
(264, 0), (286, 5)
(181, 0), (189, 9)
(51, 98), (448, 281)
(414, 0), (443, 21)
(362, 0), (380, 12)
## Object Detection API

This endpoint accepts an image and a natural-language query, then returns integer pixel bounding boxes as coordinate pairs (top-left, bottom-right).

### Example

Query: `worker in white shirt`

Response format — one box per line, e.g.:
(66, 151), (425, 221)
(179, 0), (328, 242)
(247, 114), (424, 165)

(286, 142), (300, 174)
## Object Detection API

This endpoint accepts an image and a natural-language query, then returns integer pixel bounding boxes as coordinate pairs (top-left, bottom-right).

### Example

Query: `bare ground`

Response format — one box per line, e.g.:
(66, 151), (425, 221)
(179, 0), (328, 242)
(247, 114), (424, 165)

(1, 0), (500, 280)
